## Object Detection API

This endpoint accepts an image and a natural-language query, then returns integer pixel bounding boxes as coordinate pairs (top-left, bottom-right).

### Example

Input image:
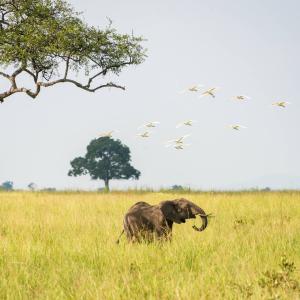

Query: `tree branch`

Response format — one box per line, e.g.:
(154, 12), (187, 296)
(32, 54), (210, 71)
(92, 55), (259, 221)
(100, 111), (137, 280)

(12, 66), (25, 77)
(24, 69), (38, 83)
(10, 66), (25, 89)
(0, 71), (10, 79)
(85, 60), (132, 88)
(39, 78), (125, 92)
(64, 57), (70, 79)
(0, 87), (32, 103)
(0, 10), (10, 28)
(0, 56), (131, 103)
(0, 77), (124, 103)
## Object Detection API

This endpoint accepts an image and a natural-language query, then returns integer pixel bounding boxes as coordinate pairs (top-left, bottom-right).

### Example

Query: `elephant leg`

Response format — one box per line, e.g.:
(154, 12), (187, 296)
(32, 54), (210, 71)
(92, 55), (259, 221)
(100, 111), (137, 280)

(155, 225), (171, 242)
(124, 215), (139, 242)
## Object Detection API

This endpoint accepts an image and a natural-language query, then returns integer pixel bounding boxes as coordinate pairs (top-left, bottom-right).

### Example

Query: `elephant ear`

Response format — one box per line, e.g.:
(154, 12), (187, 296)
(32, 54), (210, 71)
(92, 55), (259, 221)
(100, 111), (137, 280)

(159, 201), (182, 224)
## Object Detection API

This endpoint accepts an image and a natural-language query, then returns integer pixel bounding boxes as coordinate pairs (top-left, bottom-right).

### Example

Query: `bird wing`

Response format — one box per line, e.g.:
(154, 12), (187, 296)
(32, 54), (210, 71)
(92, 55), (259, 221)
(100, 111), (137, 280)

(198, 92), (209, 98)
(279, 101), (290, 106)
(207, 87), (219, 93)
(178, 134), (191, 141)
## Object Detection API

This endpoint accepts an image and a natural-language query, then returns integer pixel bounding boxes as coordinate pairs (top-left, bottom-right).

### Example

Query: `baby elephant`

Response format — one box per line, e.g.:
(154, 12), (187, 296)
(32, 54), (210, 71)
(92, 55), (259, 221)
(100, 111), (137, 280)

(116, 198), (210, 243)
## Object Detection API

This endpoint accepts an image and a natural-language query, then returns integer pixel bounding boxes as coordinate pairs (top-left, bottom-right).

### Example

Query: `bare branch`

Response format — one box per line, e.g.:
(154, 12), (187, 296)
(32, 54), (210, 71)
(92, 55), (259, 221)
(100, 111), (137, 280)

(25, 84), (41, 98)
(39, 78), (125, 92)
(0, 87), (31, 103)
(64, 57), (70, 79)
(0, 65), (39, 102)
(0, 9), (10, 28)
(92, 82), (125, 92)
(0, 71), (10, 79)
(0, 77), (124, 103)
(24, 69), (38, 83)
(9, 66), (25, 89)
(86, 60), (132, 88)
(12, 66), (25, 77)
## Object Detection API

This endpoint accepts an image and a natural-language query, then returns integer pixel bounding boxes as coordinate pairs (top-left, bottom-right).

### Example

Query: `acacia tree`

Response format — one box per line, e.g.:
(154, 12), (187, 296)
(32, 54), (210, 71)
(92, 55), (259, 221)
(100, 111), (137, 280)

(0, 0), (145, 103)
(68, 137), (140, 191)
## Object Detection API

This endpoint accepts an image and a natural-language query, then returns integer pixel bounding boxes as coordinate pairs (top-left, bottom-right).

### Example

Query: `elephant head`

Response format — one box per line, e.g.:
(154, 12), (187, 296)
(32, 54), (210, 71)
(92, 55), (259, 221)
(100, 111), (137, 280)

(159, 198), (209, 231)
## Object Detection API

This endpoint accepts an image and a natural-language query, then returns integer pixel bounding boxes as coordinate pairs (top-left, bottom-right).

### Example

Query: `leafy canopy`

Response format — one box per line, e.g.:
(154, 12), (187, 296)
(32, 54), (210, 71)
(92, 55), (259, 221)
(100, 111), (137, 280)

(68, 137), (140, 188)
(0, 0), (146, 102)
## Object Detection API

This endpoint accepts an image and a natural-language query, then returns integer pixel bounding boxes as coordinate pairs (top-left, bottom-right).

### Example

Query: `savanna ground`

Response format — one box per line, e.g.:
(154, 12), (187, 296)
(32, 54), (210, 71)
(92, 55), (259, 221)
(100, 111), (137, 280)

(0, 191), (299, 299)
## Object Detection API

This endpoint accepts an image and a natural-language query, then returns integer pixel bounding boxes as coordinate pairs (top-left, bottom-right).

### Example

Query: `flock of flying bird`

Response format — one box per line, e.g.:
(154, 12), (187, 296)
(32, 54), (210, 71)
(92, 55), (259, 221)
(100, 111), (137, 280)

(99, 84), (291, 150)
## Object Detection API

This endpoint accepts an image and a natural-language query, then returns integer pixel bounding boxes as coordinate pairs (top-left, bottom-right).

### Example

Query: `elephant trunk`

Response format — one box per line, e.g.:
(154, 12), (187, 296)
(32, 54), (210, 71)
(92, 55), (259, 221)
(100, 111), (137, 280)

(191, 205), (208, 232)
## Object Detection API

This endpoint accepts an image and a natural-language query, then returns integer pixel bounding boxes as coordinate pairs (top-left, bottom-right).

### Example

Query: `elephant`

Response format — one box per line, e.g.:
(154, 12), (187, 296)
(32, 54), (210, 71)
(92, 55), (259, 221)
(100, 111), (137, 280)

(116, 198), (210, 243)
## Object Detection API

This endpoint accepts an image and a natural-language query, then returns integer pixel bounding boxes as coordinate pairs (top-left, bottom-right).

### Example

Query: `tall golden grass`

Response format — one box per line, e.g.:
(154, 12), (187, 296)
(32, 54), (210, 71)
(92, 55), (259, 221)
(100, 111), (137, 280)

(0, 191), (299, 299)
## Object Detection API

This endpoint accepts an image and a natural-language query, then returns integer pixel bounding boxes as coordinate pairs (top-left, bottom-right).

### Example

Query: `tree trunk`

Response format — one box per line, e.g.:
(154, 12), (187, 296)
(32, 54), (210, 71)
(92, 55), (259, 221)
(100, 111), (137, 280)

(104, 179), (110, 192)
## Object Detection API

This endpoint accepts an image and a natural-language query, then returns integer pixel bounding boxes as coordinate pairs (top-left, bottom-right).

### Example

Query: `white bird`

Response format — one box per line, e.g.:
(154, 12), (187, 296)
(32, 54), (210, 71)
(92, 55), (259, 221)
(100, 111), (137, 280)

(138, 121), (160, 129)
(232, 95), (251, 101)
(199, 87), (219, 98)
(98, 130), (118, 138)
(180, 84), (204, 94)
(228, 124), (247, 131)
(165, 134), (191, 146)
(137, 131), (151, 138)
(272, 101), (290, 108)
(173, 142), (191, 150)
(176, 120), (198, 128)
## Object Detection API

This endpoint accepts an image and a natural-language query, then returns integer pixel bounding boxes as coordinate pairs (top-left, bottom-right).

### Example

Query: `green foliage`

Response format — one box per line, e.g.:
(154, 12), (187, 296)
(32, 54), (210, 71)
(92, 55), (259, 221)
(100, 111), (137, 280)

(0, 0), (146, 102)
(233, 255), (300, 299)
(233, 217), (255, 229)
(258, 255), (300, 298)
(231, 282), (254, 298)
(68, 137), (140, 190)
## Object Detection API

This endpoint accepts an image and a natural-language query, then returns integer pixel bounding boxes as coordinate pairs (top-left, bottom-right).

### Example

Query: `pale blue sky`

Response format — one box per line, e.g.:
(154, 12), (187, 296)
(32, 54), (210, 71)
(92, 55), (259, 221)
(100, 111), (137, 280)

(0, 0), (299, 190)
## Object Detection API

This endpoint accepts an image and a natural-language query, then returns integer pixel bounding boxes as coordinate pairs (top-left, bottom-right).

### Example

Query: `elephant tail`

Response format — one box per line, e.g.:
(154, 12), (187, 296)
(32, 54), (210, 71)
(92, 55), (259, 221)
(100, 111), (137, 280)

(116, 229), (125, 244)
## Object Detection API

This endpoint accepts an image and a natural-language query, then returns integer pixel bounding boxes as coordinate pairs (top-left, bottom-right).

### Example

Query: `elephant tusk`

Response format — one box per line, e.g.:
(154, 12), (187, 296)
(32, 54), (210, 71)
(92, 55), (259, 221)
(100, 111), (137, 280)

(192, 212), (214, 231)
(197, 213), (215, 218)
(192, 225), (203, 231)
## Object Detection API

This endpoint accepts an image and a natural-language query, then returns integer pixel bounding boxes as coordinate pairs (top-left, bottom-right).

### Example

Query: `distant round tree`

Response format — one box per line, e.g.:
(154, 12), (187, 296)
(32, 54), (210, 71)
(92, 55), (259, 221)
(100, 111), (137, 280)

(68, 137), (140, 191)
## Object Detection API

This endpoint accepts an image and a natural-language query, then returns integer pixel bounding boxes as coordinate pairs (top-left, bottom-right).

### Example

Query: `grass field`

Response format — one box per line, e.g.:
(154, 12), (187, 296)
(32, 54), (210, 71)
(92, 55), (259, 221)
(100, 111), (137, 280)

(0, 191), (299, 299)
